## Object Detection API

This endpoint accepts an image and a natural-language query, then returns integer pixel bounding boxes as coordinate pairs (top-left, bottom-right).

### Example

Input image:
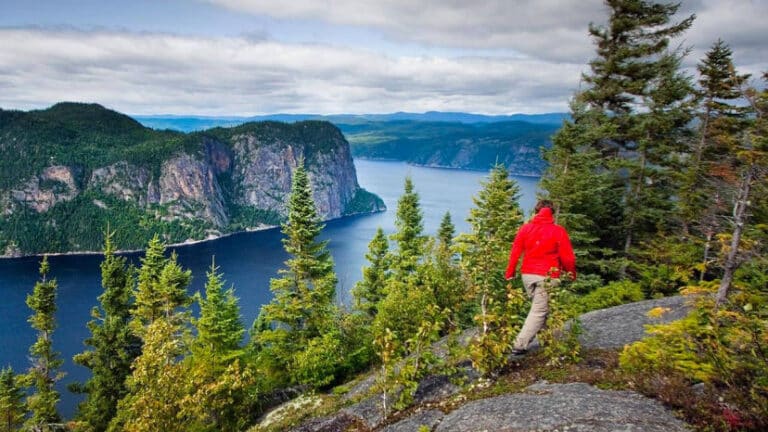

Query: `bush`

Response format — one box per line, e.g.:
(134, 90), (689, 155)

(574, 280), (645, 313)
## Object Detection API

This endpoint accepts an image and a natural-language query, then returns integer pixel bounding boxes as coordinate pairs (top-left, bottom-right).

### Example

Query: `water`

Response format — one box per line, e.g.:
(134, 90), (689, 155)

(0, 159), (539, 417)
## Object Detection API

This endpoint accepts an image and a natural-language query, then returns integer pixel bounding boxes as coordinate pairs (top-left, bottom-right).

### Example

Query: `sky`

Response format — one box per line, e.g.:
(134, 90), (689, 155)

(0, 0), (766, 116)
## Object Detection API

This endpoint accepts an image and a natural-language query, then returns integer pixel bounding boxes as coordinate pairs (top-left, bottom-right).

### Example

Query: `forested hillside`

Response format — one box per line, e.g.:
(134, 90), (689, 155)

(0, 103), (383, 255)
(339, 120), (558, 175)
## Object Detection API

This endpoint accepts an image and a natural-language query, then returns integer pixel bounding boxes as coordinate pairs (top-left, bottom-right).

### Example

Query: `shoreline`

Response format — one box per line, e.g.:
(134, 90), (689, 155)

(0, 207), (387, 261)
(354, 157), (543, 178)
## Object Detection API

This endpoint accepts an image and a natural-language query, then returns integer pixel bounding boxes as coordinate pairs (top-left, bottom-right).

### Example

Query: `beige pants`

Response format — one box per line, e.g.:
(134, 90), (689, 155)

(513, 274), (557, 350)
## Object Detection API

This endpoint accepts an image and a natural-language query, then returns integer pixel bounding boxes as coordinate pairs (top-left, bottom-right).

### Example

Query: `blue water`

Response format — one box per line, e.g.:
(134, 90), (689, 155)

(0, 159), (539, 417)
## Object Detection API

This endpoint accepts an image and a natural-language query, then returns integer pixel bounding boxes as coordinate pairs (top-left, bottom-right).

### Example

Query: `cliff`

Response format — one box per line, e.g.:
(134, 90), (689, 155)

(0, 103), (384, 255)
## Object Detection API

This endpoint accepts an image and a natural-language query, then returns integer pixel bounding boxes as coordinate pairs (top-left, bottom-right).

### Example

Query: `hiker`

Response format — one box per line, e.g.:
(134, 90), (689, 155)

(504, 199), (576, 356)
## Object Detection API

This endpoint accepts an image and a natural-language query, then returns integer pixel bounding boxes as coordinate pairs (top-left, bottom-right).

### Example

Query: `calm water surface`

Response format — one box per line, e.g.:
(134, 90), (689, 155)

(0, 159), (539, 416)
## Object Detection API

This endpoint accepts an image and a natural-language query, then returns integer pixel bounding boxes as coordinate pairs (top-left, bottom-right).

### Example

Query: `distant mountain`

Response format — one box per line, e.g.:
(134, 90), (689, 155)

(133, 112), (565, 175)
(133, 111), (569, 132)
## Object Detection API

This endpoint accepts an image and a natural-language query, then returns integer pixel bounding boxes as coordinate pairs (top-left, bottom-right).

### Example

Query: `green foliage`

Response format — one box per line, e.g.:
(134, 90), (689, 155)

(390, 177), (426, 276)
(193, 260), (245, 360)
(620, 278), (768, 429)
(25, 256), (63, 430)
(253, 163), (343, 389)
(456, 163), (525, 373)
(539, 279), (582, 367)
(0, 367), (25, 432)
(73, 231), (140, 432)
(343, 188), (385, 215)
(574, 280), (645, 314)
(352, 227), (390, 319)
(343, 120), (558, 173)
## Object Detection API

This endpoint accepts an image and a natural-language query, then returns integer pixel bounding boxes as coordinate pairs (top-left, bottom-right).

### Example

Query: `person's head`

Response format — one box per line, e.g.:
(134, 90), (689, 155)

(534, 199), (554, 214)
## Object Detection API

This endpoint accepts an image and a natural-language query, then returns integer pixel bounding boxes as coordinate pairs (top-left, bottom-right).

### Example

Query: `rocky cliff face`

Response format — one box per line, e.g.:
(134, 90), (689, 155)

(0, 107), (383, 254)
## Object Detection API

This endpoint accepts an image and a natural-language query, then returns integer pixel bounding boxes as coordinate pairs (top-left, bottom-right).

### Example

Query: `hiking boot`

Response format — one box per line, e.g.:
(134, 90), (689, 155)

(510, 348), (528, 356)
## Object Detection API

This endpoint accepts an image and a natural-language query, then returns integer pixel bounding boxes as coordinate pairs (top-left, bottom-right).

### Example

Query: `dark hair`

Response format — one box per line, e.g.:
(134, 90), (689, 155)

(534, 199), (554, 213)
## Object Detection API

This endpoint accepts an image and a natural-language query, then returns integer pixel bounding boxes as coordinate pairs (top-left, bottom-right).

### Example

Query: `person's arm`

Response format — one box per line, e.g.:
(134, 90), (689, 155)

(559, 228), (577, 280)
(505, 226), (527, 280)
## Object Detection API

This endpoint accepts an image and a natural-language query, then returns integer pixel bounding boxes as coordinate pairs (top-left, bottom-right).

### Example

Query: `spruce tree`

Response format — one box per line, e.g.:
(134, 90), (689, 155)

(25, 256), (63, 431)
(456, 163), (525, 370)
(425, 212), (465, 329)
(390, 176), (426, 277)
(679, 40), (750, 279)
(254, 162), (341, 387)
(0, 367), (25, 432)
(73, 231), (140, 432)
(716, 72), (768, 304)
(546, 0), (696, 272)
(372, 177), (437, 356)
(193, 259), (244, 361)
(184, 261), (252, 432)
(352, 227), (390, 319)
(111, 238), (192, 432)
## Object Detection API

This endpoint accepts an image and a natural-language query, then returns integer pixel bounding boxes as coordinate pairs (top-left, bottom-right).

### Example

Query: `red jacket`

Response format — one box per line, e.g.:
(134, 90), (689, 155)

(504, 207), (576, 280)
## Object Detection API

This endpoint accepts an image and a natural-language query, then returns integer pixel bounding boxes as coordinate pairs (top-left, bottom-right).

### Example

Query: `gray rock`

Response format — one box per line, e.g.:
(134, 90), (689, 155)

(290, 412), (359, 432)
(342, 394), (390, 430)
(435, 382), (689, 432)
(380, 409), (445, 432)
(578, 296), (691, 350)
(414, 375), (459, 404)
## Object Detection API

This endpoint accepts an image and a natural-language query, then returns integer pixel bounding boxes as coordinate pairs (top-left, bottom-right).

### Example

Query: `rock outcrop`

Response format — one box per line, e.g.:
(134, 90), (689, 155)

(0, 104), (384, 254)
(281, 296), (693, 432)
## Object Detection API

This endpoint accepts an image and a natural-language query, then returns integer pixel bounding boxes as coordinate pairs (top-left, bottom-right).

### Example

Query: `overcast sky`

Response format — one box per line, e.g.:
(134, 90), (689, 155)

(1, 0), (766, 115)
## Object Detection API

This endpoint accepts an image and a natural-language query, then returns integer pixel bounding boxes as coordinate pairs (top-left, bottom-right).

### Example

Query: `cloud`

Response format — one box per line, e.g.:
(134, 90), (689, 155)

(207, 0), (603, 63)
(0, 28), (584, 115)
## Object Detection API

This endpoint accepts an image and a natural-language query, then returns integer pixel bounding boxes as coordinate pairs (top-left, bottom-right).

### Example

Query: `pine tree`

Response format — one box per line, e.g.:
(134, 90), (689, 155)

(352, 227), (390, 319)
(541, 98), (617, 275)
(425, 212), (465, 329)
(131, 235), (192, 331)
(111, 238), (193, 432)
(192, 259), (244, 362)
(678, 40), (750, 279)
(254, 163), (342, 387)
(0, 367), (25, 432)
(549, 0), (695, 272)
(184, 261), (254, 432)
(372, 177), (438, 358)
(25, 256), (63, 431)
(73, 230), (140, 432)
(390, 176), (426, 277)
(456, 163), (525, 371)
(716, 72), (768, 304)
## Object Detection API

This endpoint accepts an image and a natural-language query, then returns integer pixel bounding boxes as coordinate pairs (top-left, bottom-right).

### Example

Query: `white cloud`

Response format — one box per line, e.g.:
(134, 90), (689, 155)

(0, 28), (584, 115)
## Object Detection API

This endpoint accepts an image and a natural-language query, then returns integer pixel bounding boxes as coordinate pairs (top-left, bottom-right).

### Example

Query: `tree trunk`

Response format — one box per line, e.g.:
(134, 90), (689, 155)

(716, 165), (754, 306)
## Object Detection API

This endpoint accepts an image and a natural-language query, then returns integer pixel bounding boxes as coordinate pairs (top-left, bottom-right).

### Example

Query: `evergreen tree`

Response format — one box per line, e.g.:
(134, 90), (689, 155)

(437, 211), (455, 247)
(254, 163), (342, 387)
(541, 99), (617, 275)
(678, 40), (750, 279)
(546, 0), (696, 273)
(73, 230), (140, 432)
(183, 262), (252, 432)
(111, 238), (192, 432)
(25, 256), (63, 431)
(390, 177), (426, 277)
(131, 235), (192, 331)
(456, 163), (525, 371)
(352, 227), (390, 319)
(716, 72), (768, 304)
(373, 177), (436, 347)
(0, 367), (25, 432)
(112, 319), (190, 432)
(193, 259), (244, 361)
(425, 212), (465, 329)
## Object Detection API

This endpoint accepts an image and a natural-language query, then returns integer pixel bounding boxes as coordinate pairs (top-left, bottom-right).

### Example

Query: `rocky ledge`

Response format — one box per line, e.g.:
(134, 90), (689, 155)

(270, 296), (693, 432)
